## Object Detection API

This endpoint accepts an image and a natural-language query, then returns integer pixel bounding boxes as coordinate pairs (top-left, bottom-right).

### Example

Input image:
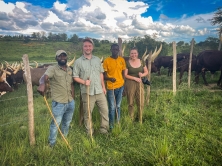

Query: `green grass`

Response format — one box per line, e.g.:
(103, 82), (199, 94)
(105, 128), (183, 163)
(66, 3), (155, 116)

(0, 71), (222, 165)
(0, 41), (111, 63)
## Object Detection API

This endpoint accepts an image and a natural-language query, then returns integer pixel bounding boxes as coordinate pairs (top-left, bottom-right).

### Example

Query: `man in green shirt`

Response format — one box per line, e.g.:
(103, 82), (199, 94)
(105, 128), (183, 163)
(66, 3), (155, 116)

(37, 50), (75, 147)
(73, 38), (109, 135)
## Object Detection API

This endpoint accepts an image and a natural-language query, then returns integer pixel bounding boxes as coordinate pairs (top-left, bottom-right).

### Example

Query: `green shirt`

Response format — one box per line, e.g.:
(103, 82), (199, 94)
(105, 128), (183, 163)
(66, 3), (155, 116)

(73, 55), (104, 95)
(126, 61), (144, 78)
(45, 64), (73, 103)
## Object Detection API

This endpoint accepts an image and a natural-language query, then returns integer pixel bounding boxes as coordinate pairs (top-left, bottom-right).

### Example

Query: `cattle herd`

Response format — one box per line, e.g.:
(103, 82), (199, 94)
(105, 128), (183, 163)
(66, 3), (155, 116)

(0, 49), (222, 97)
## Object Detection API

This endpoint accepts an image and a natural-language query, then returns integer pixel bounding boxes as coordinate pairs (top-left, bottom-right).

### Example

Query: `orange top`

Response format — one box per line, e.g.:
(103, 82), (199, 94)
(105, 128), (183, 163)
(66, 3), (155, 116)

(103, 56), (126, 89)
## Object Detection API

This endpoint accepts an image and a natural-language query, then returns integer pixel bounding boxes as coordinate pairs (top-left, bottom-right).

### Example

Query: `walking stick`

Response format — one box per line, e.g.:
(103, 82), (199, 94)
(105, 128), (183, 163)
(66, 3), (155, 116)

(43, 96), (72, 150)
(112, 83), (119, 124)
(86, 81), (93, 140)
(139, 80), (142, 124)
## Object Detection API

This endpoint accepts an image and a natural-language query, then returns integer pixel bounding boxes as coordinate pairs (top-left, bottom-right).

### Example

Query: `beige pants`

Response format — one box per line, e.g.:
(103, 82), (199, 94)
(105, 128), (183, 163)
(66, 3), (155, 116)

(125, 79), (144, 120)
(81, 93), (109, 134)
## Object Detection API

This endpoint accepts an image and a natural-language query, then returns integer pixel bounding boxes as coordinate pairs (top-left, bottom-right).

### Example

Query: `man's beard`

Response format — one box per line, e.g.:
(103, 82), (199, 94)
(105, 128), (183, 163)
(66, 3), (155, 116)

(58, 59), (67, 66)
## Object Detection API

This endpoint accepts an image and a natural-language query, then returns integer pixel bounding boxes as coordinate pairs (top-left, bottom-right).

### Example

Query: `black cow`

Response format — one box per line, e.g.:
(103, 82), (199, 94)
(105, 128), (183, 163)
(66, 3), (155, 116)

(195, 50), (222, 87)
(0, 81), (13, 93)
(177, 55), (197, 84)
(6, 69), (24, 90)
(154, 54), (188, 76)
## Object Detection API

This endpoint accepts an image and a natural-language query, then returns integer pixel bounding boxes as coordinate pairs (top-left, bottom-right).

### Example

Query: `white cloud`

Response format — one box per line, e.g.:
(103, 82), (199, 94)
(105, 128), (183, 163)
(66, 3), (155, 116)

(16, 2), (29, 13)
(0, 0), (219, 42)
(0, 1), (15, 13)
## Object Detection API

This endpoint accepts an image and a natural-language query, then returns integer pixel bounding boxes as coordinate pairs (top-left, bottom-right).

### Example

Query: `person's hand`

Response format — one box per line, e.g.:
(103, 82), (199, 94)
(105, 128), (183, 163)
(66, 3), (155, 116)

(102, 86), (107, 95)
(110, 78), (116, 83)
(85, 79), (91, 86)
(138, 72), (143, 78)
(37, 84), (45, 96)
(133, 77), (142, 83)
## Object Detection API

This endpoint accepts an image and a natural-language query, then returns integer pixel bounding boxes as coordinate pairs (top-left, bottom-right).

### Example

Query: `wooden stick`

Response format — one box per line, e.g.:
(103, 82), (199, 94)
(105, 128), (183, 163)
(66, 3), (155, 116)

(87, 84), (93, 140)
(139, 81), (142, 124)
(43, 96), (72, 150)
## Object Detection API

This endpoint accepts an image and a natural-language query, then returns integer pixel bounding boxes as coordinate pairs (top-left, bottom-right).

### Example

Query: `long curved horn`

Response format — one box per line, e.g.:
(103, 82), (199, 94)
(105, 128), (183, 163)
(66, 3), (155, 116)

(150, 46), (157, 62)
(121, 45), (126, 56)
(151, 44), (162, 62)
(13, 64), (21, 74)
(0, 63), (3, 70)
(142, 47), (148, 61)
(67, 56), (76, 67)
(33, 61), (38, 68)
(4, 70), (11, 75)
(4, 61), (9, 65)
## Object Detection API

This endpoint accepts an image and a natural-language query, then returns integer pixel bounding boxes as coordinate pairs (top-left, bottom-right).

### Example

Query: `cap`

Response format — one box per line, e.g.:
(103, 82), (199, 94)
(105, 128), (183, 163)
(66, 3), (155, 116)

(55, 50), (67, 57)
(83, 38), (94, 45)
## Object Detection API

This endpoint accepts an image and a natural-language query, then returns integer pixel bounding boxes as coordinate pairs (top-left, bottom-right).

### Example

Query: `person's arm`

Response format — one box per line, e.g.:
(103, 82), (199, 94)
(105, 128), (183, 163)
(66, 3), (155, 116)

(139, 66), (148, 78)
(103, 71), (116, 82)
(73, 77), (90, 86)
(124, 69), (141, 83)
(100, 73), (107, 94)
(37, 74), (49, 96)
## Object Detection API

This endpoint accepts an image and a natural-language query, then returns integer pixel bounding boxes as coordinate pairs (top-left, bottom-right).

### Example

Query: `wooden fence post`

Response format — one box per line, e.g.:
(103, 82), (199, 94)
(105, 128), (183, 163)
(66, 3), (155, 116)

(146, 51), (152, 105)
(188, 38), (194, 88)
(22, 54), (35, 146)
(172, 42), (177, 95)
(118, 38), (123, 57)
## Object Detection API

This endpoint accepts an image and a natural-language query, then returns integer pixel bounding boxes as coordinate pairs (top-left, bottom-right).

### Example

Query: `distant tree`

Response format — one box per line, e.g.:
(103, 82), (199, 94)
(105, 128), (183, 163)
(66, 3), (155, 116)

(177, 41), (185, 47)
(24, 36), (31, 43)
(31, 32), (37, 39)
(101, 40), (110, 44)
(92, 39), (101, 47)
(69, 34), (79, 43)
(209, 7), (222, 50)
(48, 32), (53, 41)
(60, 33), (68, 41)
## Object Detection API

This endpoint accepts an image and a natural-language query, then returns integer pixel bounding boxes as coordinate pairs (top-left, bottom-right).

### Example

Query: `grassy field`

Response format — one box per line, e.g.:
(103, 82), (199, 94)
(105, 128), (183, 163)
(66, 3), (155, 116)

(0, 68), (222, 165)
(0, 41), (111, 63)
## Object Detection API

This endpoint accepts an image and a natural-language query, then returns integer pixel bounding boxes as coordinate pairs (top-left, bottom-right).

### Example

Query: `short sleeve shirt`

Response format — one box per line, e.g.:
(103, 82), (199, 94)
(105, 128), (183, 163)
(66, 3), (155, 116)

(103, 56), (126, 89)
(72, 55), (104, 95)
(45, 65), (73, 103)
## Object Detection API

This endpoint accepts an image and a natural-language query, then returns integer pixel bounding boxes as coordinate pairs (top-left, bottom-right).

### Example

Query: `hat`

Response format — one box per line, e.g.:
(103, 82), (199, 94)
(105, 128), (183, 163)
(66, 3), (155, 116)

(55, 50), (67, 57)
(83, 38), (94, 45)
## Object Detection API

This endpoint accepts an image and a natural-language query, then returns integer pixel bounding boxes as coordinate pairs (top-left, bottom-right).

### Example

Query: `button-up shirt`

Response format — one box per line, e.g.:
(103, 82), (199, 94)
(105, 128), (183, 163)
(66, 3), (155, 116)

(45, 64), (73, 103)
(73, 55), (104, 95)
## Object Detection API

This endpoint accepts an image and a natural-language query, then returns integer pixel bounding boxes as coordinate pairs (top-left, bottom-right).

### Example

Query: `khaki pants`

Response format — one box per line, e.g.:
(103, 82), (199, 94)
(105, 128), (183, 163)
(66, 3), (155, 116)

(125, 79), (144, 120)
(81, 93), (109, 134)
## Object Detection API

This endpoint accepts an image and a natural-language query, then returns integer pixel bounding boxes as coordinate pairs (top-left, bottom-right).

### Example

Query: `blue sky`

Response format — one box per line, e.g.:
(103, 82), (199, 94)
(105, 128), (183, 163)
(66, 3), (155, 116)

(0, 0), (221, 43)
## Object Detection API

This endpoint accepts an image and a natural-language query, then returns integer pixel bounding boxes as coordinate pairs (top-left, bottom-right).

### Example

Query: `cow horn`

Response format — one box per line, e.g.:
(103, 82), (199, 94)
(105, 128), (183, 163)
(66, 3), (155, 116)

(4, 70), (11, 75)
(67, 56), (76, 67)
(151, 44), (162, 62)
(33, 61), (38, 68)
(0, 63), (3, 70)
(142, 47), (148, 61)
(5, 61), (9, 65)
(143, 51), (150, 62)
(13, 64), (21, 74)
(121, 45), (126, 56)
(100, 56), (103, 63)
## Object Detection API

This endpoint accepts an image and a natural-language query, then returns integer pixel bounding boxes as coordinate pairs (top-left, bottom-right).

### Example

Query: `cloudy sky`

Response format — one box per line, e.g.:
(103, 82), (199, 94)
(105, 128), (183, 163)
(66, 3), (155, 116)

(0, 0), (221, 43)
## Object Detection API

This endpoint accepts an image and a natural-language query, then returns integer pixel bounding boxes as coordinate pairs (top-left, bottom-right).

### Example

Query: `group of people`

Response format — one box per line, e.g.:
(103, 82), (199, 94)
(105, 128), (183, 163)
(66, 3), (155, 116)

(37, 38), (149, 147)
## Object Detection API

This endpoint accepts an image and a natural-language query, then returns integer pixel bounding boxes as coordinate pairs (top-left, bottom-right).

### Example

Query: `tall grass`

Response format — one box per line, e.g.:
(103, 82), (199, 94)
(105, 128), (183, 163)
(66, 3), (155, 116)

(0, 70), (222, 165)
